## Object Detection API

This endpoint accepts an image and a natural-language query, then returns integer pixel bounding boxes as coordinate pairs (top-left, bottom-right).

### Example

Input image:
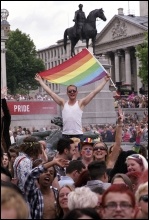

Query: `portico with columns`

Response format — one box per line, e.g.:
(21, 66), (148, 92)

(95, 7), (148, 94)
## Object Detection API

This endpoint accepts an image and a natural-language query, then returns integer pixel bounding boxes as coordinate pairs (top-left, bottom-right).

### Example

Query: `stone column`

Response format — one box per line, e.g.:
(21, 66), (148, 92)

(136, 56), (142, 94)
(114, 51), (120, 82)
(1, 40), (7, 89)
(124, 48), (131, 84)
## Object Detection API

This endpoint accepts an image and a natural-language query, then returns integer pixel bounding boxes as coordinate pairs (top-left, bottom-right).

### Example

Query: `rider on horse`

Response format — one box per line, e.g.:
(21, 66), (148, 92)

(73, 4), (86, 40)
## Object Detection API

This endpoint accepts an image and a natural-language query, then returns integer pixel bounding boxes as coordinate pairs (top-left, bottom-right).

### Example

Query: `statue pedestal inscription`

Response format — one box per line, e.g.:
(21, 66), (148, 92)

(59, 55), (116, 125)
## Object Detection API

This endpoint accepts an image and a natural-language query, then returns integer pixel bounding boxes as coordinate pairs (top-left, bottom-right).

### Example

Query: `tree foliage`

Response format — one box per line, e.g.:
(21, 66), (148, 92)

(6, 29), (45, 94)
(135, 32), (148, 85)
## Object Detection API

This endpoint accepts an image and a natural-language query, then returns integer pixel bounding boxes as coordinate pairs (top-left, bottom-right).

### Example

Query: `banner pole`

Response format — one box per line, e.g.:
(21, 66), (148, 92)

(110, 78), (117, 90)
(86, 49), (117, 90)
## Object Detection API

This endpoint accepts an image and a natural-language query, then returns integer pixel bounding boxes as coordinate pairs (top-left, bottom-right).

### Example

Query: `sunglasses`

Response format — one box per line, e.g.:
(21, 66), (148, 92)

(93, 146), (107, 151)
(68, 90), (77, 94)
(139, 195), (148, 203)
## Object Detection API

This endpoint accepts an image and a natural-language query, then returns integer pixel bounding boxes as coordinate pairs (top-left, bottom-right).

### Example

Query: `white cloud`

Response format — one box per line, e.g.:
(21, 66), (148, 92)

(1, 1), (140, 50)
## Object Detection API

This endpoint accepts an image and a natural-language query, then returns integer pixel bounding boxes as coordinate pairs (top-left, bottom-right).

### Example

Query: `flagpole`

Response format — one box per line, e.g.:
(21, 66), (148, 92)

(85, 48), (117, 90)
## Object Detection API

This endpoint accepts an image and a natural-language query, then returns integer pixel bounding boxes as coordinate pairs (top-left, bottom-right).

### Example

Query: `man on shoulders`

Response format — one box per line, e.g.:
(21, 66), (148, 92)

(35, 74), (110, 141)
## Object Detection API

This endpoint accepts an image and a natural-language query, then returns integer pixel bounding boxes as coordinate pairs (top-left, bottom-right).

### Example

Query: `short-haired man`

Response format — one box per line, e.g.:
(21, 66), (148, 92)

(86, 161), (111, 190)
(58, 160), (86, 187)
(101, 184), (136, 219)
(54, 138), (76, 180)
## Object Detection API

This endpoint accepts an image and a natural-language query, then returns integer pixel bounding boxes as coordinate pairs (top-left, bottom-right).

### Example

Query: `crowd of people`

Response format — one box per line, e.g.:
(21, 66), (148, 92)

(1, 101), (148, 219)
(1, 70), (148, 219)
(114, 93), (148, 108)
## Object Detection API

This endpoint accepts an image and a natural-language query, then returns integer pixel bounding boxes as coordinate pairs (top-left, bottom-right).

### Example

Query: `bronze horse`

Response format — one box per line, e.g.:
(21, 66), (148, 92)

(64, 8), (106, 56)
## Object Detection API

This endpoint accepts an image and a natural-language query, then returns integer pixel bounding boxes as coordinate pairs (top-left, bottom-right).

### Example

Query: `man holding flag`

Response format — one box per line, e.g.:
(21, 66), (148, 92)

(35, 73), (110, 141)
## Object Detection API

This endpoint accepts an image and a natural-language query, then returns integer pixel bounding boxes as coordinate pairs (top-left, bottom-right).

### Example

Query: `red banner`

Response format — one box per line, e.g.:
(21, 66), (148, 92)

(7, 101), (57, 115)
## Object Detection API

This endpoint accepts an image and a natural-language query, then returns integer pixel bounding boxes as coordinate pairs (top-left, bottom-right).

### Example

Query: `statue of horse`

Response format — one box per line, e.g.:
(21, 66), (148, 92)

(64, 8), (106, 56)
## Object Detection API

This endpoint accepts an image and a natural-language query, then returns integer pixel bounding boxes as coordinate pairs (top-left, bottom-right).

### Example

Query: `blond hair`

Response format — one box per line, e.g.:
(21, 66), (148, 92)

(135, 181), (148, 203)
(68, 186), (98, 210)
(1, 186), (29, 219)
(70, 137), (80, 144)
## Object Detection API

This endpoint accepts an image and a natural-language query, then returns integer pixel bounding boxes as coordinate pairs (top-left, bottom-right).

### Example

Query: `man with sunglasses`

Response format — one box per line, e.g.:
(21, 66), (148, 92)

(35, 74), (110, 141)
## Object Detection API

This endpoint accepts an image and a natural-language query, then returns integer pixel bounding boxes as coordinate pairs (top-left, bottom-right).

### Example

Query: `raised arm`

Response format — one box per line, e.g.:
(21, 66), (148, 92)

(1, 87), (11, 123)
(106, 105), (124, 168)
(35, 74), (65, 107)
(79, 74), (110, 109)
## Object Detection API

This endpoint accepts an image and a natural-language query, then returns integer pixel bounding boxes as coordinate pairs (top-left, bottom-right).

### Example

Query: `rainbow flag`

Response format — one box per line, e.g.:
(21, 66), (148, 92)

(39, 48), (107, 87)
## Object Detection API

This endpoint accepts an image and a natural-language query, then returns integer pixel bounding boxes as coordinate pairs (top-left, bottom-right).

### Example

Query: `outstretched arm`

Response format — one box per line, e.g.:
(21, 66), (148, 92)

(106, 105), (124, 168)
(35, 74), (65, 107)
(79, 74), (110, 109)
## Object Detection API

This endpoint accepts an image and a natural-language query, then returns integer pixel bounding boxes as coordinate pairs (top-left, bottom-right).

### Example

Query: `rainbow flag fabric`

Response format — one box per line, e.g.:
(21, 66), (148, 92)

(39, 48), (107, 87)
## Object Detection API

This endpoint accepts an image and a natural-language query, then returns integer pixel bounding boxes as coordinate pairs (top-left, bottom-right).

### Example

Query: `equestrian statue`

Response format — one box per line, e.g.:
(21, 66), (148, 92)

(64, 4), (107, 56)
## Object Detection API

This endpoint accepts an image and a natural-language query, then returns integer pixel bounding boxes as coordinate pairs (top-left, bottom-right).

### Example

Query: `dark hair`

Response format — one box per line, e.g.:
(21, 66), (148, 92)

(63, 208), (101, 219)
(1, 166), (12, 180)
(138, 144), (147, 159)
(56, 138), (74, 154)
(91, 186), (105, 195)
(88, 161), (107, 180)
(66, 160), (85, 174)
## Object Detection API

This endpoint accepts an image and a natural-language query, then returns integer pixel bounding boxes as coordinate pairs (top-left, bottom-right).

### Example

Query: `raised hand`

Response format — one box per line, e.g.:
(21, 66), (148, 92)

(35, 73), (43, 82)
(53, 157), (69, 167)
(117, 105), (124, 124)
(104, 74), (110, 82)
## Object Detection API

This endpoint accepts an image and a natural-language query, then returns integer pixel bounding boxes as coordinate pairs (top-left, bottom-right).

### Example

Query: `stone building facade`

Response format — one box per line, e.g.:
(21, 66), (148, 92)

(95, 6), (148, 94)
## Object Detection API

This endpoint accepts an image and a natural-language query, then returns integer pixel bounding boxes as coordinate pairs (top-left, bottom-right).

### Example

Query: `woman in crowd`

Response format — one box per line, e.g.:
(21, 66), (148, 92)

(1, 186), (29, 219)
(68, 186), (99, 210)
(126, 154), (148, 173)
(2, 153), (9, 169)
(111, 173), (133, 191)
(93, 106), (124, 177)
(56, 185), (74, 219)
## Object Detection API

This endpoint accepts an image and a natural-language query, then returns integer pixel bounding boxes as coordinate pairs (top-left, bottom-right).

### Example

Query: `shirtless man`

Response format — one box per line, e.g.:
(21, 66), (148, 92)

(24, 157), (69, 219)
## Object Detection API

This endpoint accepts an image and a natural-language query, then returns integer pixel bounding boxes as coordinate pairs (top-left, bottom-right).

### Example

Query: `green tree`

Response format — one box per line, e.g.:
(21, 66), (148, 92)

(135, 32), (148, 85)
(6, 29), (45, 94)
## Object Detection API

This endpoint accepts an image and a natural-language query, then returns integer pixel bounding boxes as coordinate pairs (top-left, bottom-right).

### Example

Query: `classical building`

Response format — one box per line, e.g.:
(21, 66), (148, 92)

(95, 5), (148, 94)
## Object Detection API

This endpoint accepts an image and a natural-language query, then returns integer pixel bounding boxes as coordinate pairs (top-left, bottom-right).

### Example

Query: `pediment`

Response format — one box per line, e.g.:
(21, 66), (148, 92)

(96, 15), (147, 45)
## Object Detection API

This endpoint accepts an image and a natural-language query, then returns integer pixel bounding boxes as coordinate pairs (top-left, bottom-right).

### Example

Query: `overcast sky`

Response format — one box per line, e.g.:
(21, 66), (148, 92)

(1, 1), (140, 50)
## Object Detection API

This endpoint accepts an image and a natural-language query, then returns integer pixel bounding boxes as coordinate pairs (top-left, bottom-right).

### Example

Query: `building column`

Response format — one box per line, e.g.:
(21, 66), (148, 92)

(114, 51), (120, 82)
(136, 56), (142, 94)
(1, 41), (7, 89)
(124, 48), (131, 84)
